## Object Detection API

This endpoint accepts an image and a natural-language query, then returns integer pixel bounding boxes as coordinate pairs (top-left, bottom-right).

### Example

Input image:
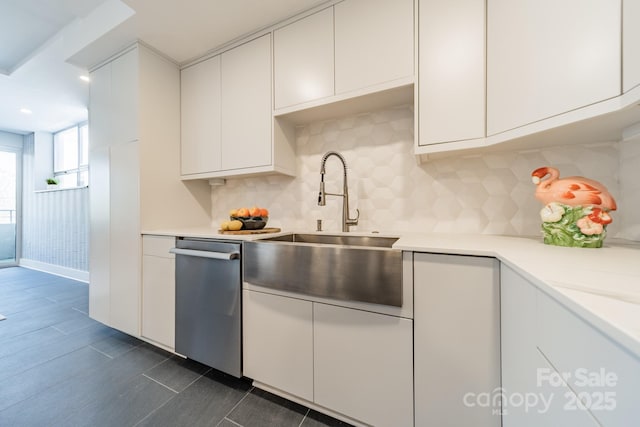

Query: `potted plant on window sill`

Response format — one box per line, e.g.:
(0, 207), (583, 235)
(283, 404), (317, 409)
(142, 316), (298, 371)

(46, 178), (59, 189)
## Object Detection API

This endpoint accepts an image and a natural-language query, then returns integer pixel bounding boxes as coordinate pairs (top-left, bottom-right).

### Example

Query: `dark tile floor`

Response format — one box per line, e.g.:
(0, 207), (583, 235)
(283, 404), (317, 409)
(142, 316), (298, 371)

(0, 267), (352, 427)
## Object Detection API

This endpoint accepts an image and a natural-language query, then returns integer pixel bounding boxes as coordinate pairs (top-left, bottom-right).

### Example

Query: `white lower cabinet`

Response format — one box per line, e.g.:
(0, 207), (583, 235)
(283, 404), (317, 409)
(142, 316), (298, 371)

(537, 287), (640, 427)
(501, 264), (635, 426)
(242, 290), (314, 401)
(500, 264), (539, 427)
(414, 253), (501, 427)
(141, 235), (176, 350)
(314, 303), (413, 427)
(534, 351), (600, 427)
(243, 289), (413, 426)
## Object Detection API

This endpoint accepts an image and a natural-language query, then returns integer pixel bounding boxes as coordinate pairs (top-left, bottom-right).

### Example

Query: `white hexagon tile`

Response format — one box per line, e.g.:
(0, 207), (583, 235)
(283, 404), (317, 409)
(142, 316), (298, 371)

(212, 105), (634, 240)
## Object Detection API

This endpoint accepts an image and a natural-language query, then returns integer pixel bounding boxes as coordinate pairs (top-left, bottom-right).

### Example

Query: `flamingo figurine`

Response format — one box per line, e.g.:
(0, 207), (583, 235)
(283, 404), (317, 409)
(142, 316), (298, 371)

(531, 166), (617, 211)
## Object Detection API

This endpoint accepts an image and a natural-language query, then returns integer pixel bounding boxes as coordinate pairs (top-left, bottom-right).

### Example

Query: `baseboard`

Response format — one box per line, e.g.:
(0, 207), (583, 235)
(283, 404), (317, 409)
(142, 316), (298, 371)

(19, 259), (89, 283)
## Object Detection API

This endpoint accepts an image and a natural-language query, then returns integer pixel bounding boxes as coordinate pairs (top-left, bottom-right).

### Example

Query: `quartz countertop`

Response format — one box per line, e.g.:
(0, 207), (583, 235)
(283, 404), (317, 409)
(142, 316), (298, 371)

(394, 233), (640, 359)
(141, 227), (288, 241)
(142, 227), (640, 358)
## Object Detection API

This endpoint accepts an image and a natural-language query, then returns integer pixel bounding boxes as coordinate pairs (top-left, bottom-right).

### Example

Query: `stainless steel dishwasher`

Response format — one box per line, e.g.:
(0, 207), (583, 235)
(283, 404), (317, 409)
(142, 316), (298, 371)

(170, 238), (242, 377)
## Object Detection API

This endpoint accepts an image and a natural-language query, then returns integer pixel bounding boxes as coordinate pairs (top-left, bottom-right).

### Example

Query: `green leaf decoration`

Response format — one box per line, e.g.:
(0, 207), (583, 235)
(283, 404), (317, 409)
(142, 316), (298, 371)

(540, 205), (606, 248)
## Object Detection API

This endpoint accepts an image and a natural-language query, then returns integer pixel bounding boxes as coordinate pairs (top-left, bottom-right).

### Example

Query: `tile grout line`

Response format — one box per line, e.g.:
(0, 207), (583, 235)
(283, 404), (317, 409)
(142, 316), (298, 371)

(215, 386), (255, 427)
(88, 345), (114, 359)
(133, 365), (212, 426)
(298, 408), (311, 427)
(175, 366), (212, 392)
(142, 373), (180, 394)
(71, 307), (88, 315)
(132, 394), (175, 427)
(50, 325), (69, 335)
(222, 417), (243, 427)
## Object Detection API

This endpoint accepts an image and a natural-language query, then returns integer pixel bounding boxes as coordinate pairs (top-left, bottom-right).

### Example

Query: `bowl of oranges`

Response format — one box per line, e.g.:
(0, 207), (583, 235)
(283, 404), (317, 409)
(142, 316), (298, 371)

(228, 206), (269, 230)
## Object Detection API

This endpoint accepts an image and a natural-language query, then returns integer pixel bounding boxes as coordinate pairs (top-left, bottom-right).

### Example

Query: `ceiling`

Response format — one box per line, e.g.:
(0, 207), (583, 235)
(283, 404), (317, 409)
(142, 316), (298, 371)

(0, 0), (330, 135)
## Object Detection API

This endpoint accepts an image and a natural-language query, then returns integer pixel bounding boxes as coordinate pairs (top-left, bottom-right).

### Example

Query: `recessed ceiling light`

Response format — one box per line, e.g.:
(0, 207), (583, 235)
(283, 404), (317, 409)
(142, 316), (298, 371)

(20, 108), (32, 114)
(79, 75), (90, 82)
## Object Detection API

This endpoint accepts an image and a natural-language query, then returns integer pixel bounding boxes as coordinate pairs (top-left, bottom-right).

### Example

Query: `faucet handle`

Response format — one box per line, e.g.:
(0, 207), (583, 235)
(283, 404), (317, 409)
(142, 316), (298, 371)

(346, 208), (360, 226)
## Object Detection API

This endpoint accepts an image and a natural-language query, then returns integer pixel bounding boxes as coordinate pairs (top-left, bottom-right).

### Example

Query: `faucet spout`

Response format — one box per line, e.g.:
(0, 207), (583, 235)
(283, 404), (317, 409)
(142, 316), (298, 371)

(318, 151), (360, 232)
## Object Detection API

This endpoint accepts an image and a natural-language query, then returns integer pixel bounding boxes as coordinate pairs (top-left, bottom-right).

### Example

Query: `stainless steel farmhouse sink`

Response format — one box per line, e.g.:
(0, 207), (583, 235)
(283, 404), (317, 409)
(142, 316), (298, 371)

(243, 233), (403, 307)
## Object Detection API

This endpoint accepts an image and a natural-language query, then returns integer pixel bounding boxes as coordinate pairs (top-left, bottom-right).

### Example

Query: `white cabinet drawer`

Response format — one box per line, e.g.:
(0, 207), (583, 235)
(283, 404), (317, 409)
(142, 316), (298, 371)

(142, 235), (175, 258)
(537, 290), (640, 426)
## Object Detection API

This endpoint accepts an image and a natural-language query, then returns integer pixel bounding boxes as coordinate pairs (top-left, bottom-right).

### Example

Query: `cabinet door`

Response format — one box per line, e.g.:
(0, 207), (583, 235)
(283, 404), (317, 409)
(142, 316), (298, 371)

(335, 0), (413, 94)
(487, 0), (621, 135)
(141, 236), (175, 349)
(624, 0), (640, 92)
(537, 290), (640, 426)
(243, 290), (313, 401)
(111, 48), (139, 143)
(414, 253), (500, 427)
(502, 265), (603, 426)
(88, 145), (110, 325)
(501, 264), (539, 427)
(418, 0), (485, 145)
(109, 140), (140, 336)
(180, 56), (221, 175)
(314, 304), (413, 427)
(89, 63), (112, 151)
(221, 35), (272, 171)
(274, 7), (334, 109)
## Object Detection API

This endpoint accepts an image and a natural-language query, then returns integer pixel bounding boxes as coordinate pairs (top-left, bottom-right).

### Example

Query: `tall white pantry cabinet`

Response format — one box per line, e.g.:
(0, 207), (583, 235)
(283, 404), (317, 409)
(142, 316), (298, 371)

(88, 43), (210, 337)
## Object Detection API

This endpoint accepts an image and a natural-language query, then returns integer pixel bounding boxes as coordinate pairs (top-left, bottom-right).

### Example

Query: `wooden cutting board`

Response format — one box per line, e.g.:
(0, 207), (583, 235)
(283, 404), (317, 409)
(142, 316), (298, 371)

(218, 227), (281, 235)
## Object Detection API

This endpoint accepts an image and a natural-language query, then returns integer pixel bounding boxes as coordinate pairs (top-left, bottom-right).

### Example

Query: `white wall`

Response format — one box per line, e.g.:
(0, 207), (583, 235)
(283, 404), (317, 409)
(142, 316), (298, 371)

(211, 105), (634, 241)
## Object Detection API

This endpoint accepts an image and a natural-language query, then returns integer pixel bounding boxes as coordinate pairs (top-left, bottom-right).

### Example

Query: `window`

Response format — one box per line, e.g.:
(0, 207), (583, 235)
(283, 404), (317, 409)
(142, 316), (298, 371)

(53, 123), (88, 188)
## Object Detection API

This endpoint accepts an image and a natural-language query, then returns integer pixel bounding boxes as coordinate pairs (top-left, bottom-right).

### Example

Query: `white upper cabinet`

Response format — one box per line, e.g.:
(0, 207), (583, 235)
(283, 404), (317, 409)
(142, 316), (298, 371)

(274, 7), (334, 109)
(180, 56), (221, 175)
(418, 0), (485, 146)
(487, 0), (621, 135)
(334, 0), (413, 95)
(221, 34), (272, 171)
(180, 33), (294, 179)
(624, 0), (640, 93)
(274, 0), (414, 114)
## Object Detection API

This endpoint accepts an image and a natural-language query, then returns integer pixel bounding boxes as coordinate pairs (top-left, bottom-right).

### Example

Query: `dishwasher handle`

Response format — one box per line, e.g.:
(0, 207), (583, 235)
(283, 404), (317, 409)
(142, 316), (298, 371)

(169, 247), (240, 260)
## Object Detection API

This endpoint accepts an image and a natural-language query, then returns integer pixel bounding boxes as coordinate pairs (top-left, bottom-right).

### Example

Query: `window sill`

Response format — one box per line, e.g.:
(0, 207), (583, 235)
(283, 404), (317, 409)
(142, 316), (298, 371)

(34, 185), (88, 194)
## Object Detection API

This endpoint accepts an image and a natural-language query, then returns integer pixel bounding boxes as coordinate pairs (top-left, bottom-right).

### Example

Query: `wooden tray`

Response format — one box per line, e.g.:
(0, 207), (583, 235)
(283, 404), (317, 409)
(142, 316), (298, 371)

(218, 227), (281, 235)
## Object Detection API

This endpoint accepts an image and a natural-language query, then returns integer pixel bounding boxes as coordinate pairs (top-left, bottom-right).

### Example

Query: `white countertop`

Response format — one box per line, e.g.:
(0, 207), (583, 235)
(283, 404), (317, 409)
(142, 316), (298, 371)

(141, 227), (284, 241)
(395, 233), (640, 359)
(143, 227), (640, 358)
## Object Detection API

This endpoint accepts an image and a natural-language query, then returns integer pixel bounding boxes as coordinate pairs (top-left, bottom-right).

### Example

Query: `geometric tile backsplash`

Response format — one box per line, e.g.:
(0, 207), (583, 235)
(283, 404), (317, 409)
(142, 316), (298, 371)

(212, 105), (634, 240)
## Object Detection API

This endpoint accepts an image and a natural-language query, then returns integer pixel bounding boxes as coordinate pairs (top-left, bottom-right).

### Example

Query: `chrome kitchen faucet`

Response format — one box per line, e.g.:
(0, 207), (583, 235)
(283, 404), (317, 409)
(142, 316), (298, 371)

(318, 151), (359, 232)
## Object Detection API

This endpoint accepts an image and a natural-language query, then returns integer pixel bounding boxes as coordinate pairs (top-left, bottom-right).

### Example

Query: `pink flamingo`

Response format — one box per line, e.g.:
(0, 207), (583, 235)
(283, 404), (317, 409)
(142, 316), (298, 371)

(531, 166), (617, 211)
